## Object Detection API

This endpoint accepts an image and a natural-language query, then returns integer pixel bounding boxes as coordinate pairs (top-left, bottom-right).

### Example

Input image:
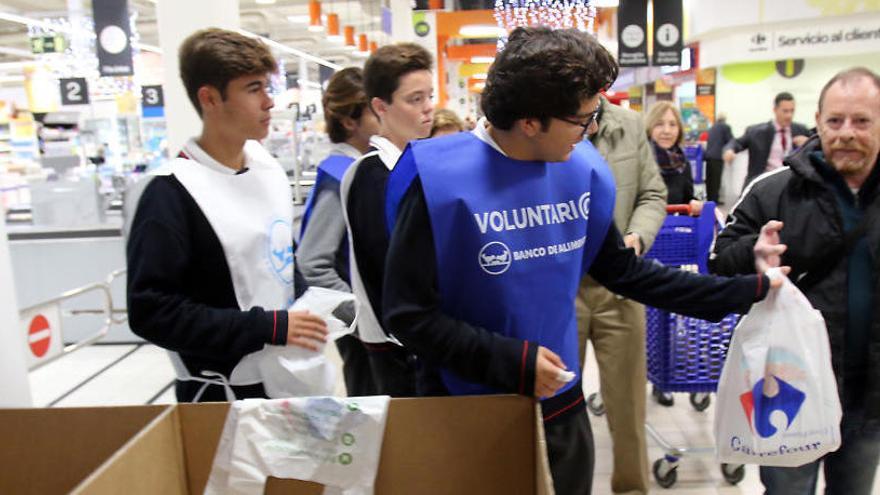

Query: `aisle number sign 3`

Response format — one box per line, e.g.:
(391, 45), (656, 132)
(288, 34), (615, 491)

(141, 85), (165, 118)
(60, 78), (90, 105)
(20, 304), (63, 369)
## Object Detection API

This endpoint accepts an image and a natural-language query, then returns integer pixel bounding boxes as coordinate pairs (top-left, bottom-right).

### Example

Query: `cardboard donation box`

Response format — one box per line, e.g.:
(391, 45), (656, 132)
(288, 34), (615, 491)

(0, 405), (169, 495)
(0, 396), (553, 494)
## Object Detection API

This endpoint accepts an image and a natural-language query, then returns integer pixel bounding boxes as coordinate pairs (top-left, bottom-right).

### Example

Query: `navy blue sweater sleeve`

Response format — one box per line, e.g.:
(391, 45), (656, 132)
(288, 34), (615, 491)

(126, 177), (289, 366)
(589, 223), (769, 320)
(382, 178), (538, 396)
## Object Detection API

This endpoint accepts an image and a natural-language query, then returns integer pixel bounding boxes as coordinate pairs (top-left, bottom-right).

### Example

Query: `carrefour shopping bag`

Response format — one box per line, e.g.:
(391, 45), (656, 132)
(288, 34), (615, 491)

(715, 270), (842, 467)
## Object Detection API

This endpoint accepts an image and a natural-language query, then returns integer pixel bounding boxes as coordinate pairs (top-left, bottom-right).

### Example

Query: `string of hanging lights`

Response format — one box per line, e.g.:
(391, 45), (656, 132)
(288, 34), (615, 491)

(493, 0), (597, 41)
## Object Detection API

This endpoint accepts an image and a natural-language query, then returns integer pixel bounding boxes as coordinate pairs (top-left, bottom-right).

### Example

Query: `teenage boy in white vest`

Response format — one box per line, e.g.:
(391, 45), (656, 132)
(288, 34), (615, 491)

(340, 43), (435, 396)
(382, 27), (786, 494)
(126, 28), (327, 402)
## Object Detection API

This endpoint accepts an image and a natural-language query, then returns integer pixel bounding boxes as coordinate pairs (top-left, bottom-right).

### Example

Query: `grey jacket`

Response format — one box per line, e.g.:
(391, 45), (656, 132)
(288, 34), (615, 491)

(590, 98), (668, 252)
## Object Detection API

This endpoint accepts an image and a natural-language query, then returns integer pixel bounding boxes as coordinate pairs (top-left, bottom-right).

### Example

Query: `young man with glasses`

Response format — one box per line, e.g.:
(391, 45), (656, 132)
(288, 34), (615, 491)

(381, 27), (785, 493)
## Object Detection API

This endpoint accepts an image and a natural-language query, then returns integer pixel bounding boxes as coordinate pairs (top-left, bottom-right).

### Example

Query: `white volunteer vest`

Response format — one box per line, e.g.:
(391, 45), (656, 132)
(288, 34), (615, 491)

(340, 136), (401, 345)
(170, 140), (295, 311)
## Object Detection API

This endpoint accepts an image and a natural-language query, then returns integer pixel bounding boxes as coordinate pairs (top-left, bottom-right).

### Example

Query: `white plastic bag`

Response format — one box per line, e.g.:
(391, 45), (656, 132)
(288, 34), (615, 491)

(230, 287), (359, 398)
(715, 270), (842, 467)
(204, 396), (391, 495)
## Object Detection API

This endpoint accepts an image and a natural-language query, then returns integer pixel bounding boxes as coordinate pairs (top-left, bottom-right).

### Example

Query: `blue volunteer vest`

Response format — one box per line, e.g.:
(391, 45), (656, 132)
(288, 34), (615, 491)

(300, 154), (355, 238)
(386, 132), (616, 397)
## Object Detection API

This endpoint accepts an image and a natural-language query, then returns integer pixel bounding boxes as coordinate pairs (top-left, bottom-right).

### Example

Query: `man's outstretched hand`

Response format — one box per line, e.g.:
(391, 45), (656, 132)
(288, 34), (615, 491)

(754, 220), (791, 288)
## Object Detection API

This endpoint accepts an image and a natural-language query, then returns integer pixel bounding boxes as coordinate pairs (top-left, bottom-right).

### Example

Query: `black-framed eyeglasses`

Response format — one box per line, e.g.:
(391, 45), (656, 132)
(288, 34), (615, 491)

(556, 101), (602, 134)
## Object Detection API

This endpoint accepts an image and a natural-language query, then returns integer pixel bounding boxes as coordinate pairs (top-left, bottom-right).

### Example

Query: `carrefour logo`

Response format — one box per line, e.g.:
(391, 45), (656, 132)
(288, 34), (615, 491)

(267, 218), (294, 285)
(479, 241), (512, 275)
(739, 348), (807, 438)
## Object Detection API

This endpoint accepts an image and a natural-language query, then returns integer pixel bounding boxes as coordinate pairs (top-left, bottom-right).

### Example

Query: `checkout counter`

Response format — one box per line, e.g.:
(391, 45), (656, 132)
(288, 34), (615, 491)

(6, 175), (135, 344)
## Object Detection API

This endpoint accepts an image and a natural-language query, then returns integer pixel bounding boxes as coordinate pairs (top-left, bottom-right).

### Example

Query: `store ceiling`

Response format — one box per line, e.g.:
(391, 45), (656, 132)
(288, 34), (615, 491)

(0, 0), (384, 67)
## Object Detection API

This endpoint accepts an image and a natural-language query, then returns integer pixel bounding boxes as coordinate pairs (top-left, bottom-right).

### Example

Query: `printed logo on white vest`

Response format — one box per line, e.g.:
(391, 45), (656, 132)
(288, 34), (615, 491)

(267, 218), (294, 285)
(479, 241), (512, 275)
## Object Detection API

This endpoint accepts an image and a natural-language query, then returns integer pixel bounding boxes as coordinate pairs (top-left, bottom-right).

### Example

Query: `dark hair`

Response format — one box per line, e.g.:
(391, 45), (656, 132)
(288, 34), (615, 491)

(773, 91), (794, 107)
(363, 43), (433, 108)
(481, 27), (618, 131)
(818, 67), (880, 111)
(323, 67), (368, 143)
(179, 28), (278, 116)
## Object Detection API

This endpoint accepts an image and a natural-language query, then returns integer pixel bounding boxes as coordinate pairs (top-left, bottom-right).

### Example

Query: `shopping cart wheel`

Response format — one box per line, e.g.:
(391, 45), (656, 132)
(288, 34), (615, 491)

(652, 385), (675, 407)
(586, 392), (606, 416)
(653, 458), (678, 489)
(721, 463), (745, 484)
(689, 392), (711, 412)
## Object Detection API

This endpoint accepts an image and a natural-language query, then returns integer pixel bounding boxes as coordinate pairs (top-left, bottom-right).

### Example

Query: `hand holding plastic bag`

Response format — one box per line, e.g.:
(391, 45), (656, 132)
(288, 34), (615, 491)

(715, 269), (841, 467)
(231, 287), (359, 398)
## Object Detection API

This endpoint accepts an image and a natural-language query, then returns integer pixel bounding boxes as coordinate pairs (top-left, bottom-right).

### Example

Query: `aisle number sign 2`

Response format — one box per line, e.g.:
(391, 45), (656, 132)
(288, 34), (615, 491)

(60, 78), (90, 105)
(20, 304), (63, 369)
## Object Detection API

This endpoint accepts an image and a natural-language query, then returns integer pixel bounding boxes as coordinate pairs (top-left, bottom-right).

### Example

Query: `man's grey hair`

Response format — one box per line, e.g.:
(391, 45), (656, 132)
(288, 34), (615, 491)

(818, 67), (880, 112)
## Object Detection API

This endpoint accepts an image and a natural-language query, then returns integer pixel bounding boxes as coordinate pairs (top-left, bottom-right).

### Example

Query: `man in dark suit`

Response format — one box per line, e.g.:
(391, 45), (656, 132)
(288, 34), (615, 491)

(723, 92), (811, 194)
(705, 113), (733, 203)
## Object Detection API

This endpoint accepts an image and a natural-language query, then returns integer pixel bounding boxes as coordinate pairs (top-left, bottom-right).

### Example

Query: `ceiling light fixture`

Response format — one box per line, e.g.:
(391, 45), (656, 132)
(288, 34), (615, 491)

(308, 0), (324, 32)
(343, 25), (355, 47)
(326, 13), (341, 40)
(237, 29), (342, 70)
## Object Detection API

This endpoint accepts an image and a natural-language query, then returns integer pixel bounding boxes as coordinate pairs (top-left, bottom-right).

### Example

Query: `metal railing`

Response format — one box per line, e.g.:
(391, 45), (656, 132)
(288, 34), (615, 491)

(22, 268), (127, 372)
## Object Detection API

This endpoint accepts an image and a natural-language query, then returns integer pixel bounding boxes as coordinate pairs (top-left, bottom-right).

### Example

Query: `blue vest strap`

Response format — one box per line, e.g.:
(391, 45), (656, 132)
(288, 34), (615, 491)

(300, 154), (356, 238)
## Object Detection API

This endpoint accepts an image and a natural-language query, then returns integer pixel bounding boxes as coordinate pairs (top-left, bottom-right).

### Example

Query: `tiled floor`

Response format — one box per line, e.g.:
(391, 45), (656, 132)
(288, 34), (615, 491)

(27, 341), (880, 494)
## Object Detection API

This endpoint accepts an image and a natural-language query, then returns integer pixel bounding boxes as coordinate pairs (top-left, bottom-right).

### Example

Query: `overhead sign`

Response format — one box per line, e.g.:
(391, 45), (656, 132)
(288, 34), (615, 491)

(20, 304), (63, 369)
(652, 0), (683, 66)
(617, 0), (649, 67)
(30, 35), (67, 54)
(92, 0), (134, 77)
(700, 13), (880, 68)
(59, 78), (90, 105)
(141, 85), (164, 118)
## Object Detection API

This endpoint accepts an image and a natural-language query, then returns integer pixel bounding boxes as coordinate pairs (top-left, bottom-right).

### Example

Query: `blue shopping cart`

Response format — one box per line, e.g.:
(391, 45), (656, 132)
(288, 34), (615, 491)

(643, 202), (745, 488)
(585, 203), (746, 488)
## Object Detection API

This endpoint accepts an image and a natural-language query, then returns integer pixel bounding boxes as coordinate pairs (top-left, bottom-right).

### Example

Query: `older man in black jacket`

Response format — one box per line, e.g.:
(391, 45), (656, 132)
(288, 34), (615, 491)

(711, 67), (880, 495)
(722, 92), (811, 194)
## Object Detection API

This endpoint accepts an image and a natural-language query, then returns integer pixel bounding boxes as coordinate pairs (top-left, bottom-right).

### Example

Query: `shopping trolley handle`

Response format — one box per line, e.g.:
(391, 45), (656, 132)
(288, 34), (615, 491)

(666, 204), (692, 215)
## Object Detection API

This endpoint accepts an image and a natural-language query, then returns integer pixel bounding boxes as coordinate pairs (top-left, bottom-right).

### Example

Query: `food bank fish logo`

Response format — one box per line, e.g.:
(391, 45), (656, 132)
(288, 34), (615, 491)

(740, 375), (806, 438)
(267, 218), (294, 284)
(479, 241), (512, 275)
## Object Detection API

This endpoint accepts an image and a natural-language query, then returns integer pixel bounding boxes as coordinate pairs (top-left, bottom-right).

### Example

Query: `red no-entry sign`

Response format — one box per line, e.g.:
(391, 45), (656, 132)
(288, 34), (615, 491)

(28, 314), (51, 358)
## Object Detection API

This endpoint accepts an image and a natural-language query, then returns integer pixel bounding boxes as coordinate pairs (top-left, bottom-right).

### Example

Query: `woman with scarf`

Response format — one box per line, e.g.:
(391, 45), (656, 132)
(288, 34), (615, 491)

(645, 101), (703, 216)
